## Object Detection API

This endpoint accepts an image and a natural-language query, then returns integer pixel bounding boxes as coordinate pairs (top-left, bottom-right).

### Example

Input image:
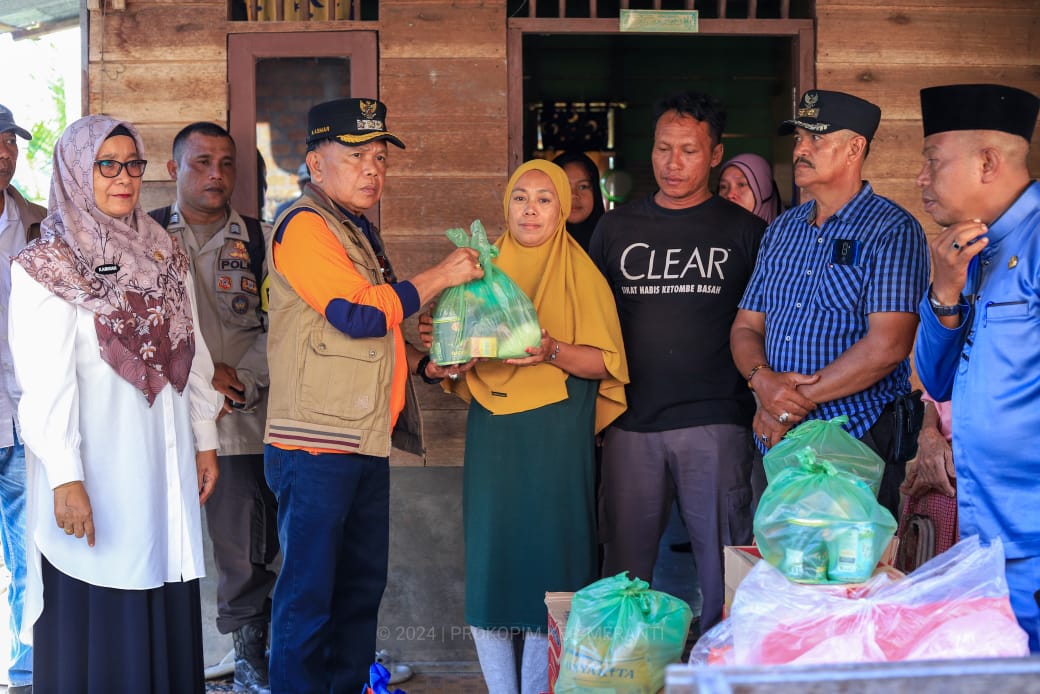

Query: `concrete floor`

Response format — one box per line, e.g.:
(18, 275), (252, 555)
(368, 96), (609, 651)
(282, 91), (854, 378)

(374, 466), (701, 668)
(0, 465), (701, 690)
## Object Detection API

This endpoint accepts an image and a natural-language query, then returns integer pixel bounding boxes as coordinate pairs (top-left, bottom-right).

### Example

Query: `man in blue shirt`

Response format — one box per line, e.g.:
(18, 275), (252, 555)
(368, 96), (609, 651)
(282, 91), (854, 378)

(913, 83), (1040, 651)
(731, 90), (930, 518)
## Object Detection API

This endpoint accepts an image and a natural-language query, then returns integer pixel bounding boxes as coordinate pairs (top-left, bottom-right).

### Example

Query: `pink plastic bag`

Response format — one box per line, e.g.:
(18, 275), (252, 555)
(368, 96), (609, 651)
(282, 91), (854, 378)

(691, 535), (1028, 666)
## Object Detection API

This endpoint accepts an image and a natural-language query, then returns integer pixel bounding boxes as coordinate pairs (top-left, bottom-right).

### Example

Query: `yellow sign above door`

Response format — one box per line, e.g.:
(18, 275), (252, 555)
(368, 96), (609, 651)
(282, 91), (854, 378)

(619, 10), (699, 33)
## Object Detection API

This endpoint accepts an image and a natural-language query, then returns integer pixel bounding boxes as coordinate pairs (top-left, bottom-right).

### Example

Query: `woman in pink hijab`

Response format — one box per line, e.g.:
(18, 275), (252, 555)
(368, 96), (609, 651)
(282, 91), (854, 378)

(718, 153), (783, 224)
(9, 115), (222, 693)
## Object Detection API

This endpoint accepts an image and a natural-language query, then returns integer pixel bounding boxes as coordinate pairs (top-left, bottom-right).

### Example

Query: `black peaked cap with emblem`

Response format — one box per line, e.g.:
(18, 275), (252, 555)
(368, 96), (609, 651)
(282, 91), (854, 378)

(307, 97), (406, 149)
(778, 90), (881, 141)
(920, 84), (1040, 142)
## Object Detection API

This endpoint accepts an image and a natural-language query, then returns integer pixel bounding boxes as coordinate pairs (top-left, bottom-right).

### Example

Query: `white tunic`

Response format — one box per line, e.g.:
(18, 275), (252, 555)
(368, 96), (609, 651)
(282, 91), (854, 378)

(8, 262), (222, 638)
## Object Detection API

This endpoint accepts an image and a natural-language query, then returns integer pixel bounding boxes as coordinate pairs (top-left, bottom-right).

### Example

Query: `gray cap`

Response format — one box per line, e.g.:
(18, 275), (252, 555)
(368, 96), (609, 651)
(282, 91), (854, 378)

(0, 105), (32, 140)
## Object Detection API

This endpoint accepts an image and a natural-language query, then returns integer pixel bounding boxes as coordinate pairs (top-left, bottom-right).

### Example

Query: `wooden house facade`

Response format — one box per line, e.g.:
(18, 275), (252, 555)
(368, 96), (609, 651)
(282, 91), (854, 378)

(83, 0), (1039, 662)
(86, 0), (1040, 469)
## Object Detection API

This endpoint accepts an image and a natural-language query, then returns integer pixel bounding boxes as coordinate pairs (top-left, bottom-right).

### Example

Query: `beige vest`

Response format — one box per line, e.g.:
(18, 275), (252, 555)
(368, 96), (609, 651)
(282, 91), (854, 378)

(264, 190), (423, 458)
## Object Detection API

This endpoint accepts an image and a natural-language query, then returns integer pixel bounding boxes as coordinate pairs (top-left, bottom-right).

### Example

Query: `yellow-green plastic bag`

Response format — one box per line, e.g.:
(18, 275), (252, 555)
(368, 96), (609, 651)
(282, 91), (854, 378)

(430, 220), (542, 365)
(754, 450), (897, 584)
(555, 573), (693, 694)
(764, 415), (885, 495)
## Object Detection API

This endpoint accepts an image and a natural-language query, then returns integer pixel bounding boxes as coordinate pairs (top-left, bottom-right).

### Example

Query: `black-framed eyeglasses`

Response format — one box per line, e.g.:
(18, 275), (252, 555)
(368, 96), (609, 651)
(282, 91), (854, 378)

(95, 159), (148, 178)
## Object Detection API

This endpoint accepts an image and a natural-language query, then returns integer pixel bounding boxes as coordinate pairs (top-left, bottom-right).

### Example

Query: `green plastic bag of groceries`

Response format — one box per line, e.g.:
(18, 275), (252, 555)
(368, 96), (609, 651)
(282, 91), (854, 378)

(429, 220), (542, 365)
(763, 415), (885, 495)
(555, 573), (693, 694)
(754, 450), (897, 584)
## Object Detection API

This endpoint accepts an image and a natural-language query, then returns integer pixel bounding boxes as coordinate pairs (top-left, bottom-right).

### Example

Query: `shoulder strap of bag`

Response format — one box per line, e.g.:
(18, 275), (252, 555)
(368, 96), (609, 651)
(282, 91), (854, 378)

(242, 215), (266, 286)
(148, 205), (173, 229)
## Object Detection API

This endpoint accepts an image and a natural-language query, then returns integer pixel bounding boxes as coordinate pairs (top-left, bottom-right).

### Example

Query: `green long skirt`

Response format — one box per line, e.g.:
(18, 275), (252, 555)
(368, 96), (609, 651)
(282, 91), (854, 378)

(464, 376), (599, 632)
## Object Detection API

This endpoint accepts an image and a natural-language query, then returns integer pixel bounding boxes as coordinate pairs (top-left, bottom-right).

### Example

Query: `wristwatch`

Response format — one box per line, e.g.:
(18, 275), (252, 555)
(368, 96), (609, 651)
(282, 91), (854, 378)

(928, 290), (962, 317)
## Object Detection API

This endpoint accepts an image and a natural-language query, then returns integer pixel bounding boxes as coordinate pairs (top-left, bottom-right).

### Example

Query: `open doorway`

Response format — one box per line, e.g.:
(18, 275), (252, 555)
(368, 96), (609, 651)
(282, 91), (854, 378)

(519, 33), (799, 208)
(227, 31), (377, 222)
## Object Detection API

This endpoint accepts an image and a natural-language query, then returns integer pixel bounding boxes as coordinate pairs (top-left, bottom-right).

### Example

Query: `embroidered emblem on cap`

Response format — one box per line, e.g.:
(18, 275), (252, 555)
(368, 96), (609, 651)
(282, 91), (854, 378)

(357, 99), (383, 131)
(798, 91), (820, 118)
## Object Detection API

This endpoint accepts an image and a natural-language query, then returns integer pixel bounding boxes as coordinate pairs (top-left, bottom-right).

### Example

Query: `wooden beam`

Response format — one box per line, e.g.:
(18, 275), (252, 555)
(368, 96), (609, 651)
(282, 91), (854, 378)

(508, 17), (813, 36)
(507, 24), (524, 174)
(227, 20), (373, 33)
(797, 24), (815, 98)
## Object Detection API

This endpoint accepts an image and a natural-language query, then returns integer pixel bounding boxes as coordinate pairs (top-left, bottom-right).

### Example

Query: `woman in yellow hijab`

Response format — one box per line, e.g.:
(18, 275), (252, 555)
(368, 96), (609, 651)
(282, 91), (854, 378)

(435, 159), (627, 693)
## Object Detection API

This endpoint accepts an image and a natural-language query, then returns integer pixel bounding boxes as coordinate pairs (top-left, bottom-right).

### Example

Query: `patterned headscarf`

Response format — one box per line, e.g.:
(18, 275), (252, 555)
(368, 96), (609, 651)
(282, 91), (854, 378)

(14, 115), (195, 405)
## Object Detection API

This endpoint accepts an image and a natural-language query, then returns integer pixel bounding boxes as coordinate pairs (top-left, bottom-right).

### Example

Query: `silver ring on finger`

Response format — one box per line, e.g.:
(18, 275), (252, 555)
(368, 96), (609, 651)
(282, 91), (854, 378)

(778, 411), (791, 424)
(449, 373), (459, 381)
(951, 241), (962, 251)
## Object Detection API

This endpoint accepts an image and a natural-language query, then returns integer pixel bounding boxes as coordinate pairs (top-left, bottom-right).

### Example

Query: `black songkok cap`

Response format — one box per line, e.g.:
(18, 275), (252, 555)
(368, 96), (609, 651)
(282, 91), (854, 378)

(778, 90), (882, 141)
(920, 84), (1040, 142)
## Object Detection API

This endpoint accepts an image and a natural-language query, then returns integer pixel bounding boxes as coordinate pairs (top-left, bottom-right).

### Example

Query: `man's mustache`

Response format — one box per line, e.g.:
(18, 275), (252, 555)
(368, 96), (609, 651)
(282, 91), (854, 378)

(794, 157), (814, 169)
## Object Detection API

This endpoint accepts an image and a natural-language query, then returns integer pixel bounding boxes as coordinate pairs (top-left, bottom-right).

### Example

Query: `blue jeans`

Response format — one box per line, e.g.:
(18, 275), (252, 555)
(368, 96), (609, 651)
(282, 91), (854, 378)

(0, 429), (31, 687)
(264, 445), (389, 694)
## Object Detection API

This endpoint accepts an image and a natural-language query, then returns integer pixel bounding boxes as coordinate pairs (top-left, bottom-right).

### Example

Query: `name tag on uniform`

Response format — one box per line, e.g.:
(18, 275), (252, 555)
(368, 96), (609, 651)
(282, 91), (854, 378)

(831, 239), (861, 266)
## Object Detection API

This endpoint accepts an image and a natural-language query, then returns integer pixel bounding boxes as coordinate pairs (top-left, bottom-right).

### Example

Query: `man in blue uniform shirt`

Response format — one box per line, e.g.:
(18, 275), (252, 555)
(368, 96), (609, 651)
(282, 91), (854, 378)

(731, 90), (930, 519)
(913, 83), (1040, 651)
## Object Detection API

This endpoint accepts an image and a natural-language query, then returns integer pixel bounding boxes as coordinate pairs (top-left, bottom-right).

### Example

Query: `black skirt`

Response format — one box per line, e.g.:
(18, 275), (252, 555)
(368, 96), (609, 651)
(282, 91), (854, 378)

(35, 556), (205, 694)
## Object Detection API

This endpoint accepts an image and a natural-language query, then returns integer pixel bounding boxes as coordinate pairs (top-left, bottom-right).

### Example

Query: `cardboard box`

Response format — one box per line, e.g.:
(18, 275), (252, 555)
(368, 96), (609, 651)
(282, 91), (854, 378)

(545, 592), (573, 694)
(723, 539), (902, 616)
(723, 545), (763, 616)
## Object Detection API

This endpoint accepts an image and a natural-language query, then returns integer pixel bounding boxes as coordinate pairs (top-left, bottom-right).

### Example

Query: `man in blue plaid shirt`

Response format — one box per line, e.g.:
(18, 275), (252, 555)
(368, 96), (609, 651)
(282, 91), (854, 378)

(730, 90), (929, 518)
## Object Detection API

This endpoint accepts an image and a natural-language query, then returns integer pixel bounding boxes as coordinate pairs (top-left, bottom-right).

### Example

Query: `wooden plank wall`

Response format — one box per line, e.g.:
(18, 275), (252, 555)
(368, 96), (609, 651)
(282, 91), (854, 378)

(816, 0), (1040, 236)
(378, 1), (508, 467)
